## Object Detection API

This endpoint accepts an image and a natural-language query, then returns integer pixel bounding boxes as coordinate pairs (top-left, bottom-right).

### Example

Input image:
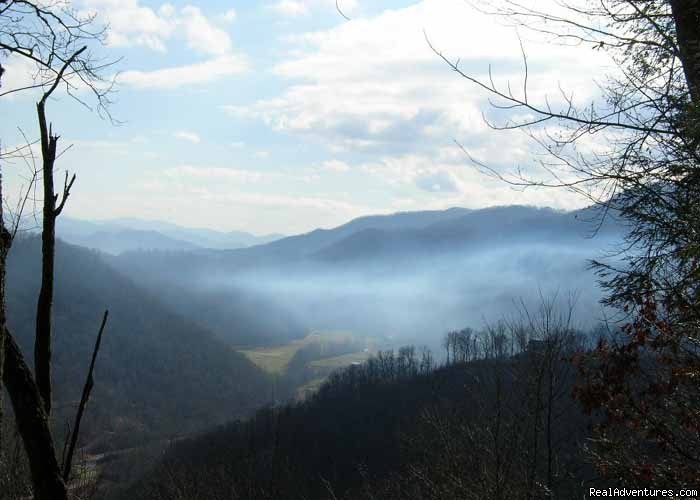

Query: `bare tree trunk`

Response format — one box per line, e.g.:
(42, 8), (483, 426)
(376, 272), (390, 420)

(0, 60), (76, 500)
(0, 62), (9, 490)
(0, 30), (98, 500)
(0, 50), (7, 465)
(3, 331), (68, 500)
(0, 163), (11, 485)
(546, 355), (554, 497)
(63, 310), (108, 483)
(34, 100), (57, 415)
(526, 359), (544, 500)
(670, 0), (700, 104)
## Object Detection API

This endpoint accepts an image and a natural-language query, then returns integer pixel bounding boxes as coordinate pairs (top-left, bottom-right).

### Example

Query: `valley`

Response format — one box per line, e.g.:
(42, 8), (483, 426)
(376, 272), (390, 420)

(239, 331), (389, 401)
(6, 204), (619, 448)
(2, 204), (625, 498)
(238, 331), (379, 374)
(2, 3), (696, 498)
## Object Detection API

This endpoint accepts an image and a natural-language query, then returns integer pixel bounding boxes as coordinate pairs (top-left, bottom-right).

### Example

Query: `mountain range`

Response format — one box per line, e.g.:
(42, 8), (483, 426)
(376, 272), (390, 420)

(56, 216), (284, 254)
(111, 204), (625, 348)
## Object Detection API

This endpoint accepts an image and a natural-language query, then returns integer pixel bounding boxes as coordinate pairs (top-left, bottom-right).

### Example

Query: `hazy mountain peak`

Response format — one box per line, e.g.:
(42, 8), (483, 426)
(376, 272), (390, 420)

(57, 216), (285, 254)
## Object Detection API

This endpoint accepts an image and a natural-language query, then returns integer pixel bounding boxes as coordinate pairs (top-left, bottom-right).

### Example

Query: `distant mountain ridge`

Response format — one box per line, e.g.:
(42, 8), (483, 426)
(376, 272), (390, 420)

(221, 206), (474, 261)
(312, 205), (619, 262)
(194, 204), (619, 266)
(56, 216), (284, 255)
(111, 204), (625, 347)
(67, 228), (203, 254)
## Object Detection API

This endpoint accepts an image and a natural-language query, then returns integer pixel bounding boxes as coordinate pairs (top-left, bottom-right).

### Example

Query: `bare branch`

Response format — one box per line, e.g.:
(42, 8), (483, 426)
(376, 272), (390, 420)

(39, 44), (85, 106)
(53, 170), (75, 216)
(62, 310), (108, 483)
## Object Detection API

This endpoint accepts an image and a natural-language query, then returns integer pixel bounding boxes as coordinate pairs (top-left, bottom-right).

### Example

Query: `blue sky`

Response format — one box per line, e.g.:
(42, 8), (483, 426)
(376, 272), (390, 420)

(1, 0), (612, 235)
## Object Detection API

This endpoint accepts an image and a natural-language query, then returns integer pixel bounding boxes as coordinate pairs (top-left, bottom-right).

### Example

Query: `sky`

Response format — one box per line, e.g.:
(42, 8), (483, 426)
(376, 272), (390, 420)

(1, 0), (615, 235)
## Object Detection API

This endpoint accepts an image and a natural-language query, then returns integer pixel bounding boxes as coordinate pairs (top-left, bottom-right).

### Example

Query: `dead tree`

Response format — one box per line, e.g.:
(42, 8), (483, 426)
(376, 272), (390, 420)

(0, 1), (116, 498)
(0, 131), (11, 488)
(34, 46), (81, 416)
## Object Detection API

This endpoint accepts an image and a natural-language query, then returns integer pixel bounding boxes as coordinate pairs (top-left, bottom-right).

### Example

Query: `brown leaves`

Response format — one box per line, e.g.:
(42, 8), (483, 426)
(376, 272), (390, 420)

(573, 293), (700, 485)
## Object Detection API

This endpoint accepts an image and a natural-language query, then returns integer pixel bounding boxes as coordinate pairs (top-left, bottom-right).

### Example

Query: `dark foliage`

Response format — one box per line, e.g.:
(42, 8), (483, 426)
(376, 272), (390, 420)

(5, 236), (273, 452)
(126, 327), (596, 500)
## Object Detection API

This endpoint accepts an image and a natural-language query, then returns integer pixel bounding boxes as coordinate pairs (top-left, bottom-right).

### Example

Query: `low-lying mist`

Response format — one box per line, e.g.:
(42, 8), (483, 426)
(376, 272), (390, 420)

(109, 205), (626, 350)
(194, 239), (617, 351)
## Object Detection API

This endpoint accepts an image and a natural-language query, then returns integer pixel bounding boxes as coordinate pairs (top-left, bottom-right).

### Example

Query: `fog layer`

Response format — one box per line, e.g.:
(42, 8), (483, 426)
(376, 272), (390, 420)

(111, 206), (624, 349)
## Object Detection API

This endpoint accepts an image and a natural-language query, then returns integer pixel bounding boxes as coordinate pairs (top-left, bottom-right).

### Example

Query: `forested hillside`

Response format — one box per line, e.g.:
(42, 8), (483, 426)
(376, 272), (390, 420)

(6, 236), (273, 451)
(126, 322), (597, 500)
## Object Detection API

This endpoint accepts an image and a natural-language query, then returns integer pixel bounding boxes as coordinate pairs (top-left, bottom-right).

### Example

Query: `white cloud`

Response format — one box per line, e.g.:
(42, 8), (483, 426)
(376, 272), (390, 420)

(237, 0), (609, 160)
(0, 54), (41, 98)
(91, 1), (248, 90)
(81, 1), (236, 56)
(353, 150), (592, 210)
(180, 5), (232, 56)
(81, 0), (175, 52)
(174, 131), (201, 144)
(125, 165), (374, 233)
(24, 0), (619, 233)
(120, 55), (249, 89)
(1, 2), (243, 98)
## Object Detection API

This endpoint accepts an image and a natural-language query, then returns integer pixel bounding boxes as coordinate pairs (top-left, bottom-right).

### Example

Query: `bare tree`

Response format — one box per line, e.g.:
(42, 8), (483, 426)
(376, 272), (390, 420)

(0, 127), (13, 491)
(429, 0), (700, 485)
(0, 1), (115, 498)
(0, 0), (115, 110)
(428, 1), (699, 313)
